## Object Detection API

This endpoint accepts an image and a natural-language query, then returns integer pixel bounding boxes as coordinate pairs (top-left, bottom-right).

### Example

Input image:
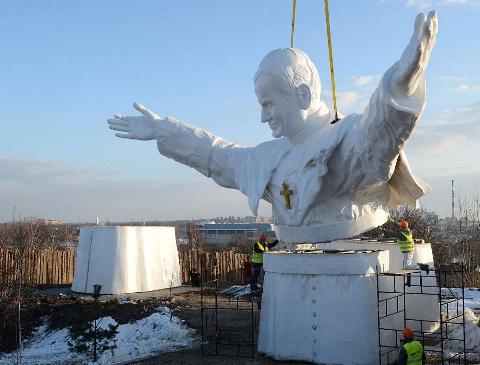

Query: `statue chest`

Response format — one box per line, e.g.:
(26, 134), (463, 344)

(266, 152), (324, 225)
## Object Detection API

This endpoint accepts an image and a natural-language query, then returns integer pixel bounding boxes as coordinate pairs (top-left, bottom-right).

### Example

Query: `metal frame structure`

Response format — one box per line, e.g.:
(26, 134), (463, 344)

(377, 263), (468, 364)
(199, 255), (257, 359)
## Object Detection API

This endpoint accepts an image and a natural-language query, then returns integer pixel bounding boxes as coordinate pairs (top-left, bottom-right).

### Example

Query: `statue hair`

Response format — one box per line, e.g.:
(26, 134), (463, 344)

(254, 48), (321, 105)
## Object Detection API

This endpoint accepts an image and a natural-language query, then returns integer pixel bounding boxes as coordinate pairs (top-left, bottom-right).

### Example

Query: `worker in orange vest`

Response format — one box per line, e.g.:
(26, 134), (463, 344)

(382, 220), (430, 272)
(399, 327), (425, 365)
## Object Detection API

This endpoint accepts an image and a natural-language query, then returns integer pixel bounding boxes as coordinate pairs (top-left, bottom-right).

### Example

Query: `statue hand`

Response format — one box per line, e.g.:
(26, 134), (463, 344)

(107, 103), (164, 140)
(392, 11), (438, 97)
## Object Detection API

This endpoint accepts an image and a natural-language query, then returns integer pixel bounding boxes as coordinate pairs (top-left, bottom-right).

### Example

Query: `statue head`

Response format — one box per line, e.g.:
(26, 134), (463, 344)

(254, 48), (322, 141)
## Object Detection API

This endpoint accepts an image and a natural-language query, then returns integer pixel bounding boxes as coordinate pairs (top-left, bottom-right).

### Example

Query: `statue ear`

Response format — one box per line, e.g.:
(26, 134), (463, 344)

(297, 84), (311, 110)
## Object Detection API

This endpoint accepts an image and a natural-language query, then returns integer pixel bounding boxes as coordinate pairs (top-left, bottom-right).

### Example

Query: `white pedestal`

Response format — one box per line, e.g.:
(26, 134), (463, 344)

(72, 226), (182, 294)
(258, 241), (438, 365)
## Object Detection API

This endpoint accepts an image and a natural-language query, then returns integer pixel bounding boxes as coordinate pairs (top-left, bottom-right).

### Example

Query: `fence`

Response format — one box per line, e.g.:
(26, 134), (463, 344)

(0, 248), (250, 286)
(178, 250), (250, 284)
(0, 248), (76, 286)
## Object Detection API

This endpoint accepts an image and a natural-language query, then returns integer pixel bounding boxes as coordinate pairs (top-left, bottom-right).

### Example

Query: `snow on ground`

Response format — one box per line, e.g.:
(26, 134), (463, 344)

(437, 288), (480, 361)
(444, 307), (480, 361)
(444, 288), (480, 310)
(0, 307), (197, 365)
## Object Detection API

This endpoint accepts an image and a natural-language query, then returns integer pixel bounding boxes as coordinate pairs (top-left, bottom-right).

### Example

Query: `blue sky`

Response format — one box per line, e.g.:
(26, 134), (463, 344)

(0, 0), (479, 222)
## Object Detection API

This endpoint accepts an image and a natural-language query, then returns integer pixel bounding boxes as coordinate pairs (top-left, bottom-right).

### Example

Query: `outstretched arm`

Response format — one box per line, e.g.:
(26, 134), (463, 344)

(346, 11), (437, 186)
(390, 11), (437, 101)
(363, 11), (438, 133)
(107, 103), (245, 189)
(325, 12), (437, 209)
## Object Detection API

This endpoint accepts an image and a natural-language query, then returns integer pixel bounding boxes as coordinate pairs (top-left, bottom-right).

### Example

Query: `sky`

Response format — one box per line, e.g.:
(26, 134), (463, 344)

(0, 0), (479, 223)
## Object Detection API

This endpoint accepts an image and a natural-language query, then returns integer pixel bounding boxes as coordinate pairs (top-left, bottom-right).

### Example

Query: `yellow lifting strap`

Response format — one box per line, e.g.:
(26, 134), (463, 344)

(290, 0), (297, 48)
(323, 0), (340, 124)
(289, 0), (340, 124)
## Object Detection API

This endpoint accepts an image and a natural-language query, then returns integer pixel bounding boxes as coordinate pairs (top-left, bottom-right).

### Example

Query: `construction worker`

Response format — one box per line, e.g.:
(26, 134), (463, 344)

(250, 234), (278, 291)
(398, 327), (425, 365)
(381, 220), (429, 272)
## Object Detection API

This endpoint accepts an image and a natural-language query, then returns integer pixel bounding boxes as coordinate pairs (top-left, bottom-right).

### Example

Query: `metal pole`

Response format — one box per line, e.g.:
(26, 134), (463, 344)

(251, 286), (255, 359)
(200, 254), (204, 357)
(403, 274), (407, 330)
(461, 262), (466, 364)
(16, 249), (22, 365)
(439, 266), (444, 360)
(215, 274), (218, 356)
(376, 266), (382, 365)
(93, 319), (97, 362)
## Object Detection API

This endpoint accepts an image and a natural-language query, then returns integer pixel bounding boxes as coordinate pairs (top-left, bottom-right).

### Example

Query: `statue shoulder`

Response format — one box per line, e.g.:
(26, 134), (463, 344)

(338, 113), (362, 132)
(254, 138), (290, 156)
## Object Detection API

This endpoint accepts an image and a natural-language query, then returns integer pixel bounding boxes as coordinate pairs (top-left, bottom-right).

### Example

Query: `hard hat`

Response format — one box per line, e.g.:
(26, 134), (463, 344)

(259, 233), (266, 241)
(399, 220), (409, 228)
(403, 327), (414, 339)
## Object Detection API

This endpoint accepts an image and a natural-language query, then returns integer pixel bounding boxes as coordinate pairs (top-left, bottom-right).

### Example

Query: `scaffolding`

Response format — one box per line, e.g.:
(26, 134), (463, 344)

(199, 256), (258, 359)
(377, 263), (468, 364)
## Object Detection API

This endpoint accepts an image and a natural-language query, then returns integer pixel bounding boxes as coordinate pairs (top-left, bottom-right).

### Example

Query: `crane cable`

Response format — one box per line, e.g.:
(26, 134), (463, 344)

(289, 0), (341, 124)
(290, 0), (297, 48)
(323, 0), (340, 124)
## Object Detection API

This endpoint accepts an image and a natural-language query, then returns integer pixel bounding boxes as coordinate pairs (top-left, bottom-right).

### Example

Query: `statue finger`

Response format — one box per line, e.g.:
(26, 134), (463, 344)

(109, 125), (129, 132)
(107, 118), (128, 127)
(114, 114), (129, 121)
(133, 102), (158, 119)
(413, 13), (426, 40)
(115, 132), (135, 139)
(419, 12), (438, 66)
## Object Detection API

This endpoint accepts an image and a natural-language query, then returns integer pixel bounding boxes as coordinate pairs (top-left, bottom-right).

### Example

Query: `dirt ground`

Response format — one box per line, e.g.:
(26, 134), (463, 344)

(2, 285), (308, 364)
(131, 289), (311, 365)
(3, 286), (463, 364)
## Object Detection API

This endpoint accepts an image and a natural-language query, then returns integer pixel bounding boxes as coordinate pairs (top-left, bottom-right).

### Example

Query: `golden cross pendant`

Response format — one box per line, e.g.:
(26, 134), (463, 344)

(280, 182), (293, 210)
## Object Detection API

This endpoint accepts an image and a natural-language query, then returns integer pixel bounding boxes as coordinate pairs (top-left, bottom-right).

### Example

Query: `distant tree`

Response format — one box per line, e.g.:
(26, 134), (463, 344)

(186, 223), (204, 251)
(230, 234), (252, 253)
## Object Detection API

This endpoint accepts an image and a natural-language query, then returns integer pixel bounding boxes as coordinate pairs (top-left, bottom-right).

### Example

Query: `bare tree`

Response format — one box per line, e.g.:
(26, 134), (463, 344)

(185, 223), (204, 251)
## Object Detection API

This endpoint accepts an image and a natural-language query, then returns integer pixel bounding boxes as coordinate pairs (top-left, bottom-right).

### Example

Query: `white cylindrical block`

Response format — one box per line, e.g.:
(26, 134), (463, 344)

(259, 250), (390, 365)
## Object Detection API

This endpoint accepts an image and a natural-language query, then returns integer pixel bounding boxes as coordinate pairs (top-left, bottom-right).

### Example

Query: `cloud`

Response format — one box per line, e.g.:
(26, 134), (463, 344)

(406, 101), (480, 157)
(449, 84), (480, 93)
(410, 134), (467, 155)
(336, 91), (359, 109)
(416, 165), (480, 178)
(352, 75), (380, 87)
(406, 0), (480, 6)
(406, 0), (432, 8)
(0, 155), (267, 222)
(442, 0), (480, 4)
(440, 75), (467, 81)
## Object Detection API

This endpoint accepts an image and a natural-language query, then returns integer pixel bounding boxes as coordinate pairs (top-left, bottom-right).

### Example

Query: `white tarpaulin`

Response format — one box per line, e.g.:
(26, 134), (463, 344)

(72, 226), (181, 294)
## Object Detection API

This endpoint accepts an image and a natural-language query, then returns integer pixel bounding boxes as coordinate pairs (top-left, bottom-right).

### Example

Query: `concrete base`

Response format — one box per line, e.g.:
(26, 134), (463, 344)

(258, 240), (438, 365)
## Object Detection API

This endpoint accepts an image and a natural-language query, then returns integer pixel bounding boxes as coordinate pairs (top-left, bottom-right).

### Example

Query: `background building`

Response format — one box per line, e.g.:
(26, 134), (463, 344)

(196, 222), (276, 247)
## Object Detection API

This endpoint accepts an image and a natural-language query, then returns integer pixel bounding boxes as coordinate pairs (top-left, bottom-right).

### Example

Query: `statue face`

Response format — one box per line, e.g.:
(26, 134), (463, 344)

(255, 73), (306, 140)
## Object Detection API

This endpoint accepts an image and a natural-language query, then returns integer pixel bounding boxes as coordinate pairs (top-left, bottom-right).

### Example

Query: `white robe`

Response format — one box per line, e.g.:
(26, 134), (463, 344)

(156, 69), (430, 242)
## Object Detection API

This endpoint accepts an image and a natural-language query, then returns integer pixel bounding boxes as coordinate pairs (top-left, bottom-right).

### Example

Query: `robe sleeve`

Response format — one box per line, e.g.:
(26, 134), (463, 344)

(156, 116), (249, 190)
(330, 64), (430, 208)
(155, 116), (281, 215)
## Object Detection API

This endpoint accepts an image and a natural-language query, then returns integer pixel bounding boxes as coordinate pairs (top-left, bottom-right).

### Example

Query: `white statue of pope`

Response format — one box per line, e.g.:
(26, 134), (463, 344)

(108, 11), (438, 243)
